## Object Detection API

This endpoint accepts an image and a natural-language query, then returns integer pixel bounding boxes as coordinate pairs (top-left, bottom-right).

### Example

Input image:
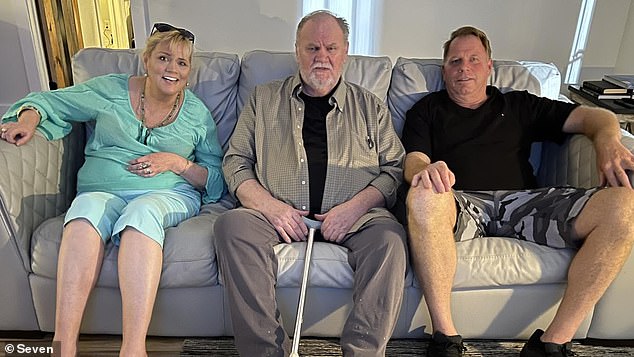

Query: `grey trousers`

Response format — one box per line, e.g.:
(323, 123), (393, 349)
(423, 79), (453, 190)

(214, 208), (407, 357)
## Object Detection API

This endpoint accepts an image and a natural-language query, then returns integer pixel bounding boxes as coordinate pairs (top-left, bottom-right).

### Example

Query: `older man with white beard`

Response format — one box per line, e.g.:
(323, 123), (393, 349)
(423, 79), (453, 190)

(215, 9), (407, 357)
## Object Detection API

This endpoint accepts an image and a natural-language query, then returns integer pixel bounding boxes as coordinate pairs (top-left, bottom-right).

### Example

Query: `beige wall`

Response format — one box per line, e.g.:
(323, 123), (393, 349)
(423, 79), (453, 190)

(579, 0), (633, 81)
(130, 0), (632, 82)
(2, 0), (633, 113)
(614, 1), (634, 74)
(1, 0), (46, 114)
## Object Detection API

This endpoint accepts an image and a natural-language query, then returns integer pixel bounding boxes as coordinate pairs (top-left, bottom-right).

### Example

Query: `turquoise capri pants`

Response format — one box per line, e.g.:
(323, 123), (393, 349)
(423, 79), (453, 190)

(64, 184), (201, 247)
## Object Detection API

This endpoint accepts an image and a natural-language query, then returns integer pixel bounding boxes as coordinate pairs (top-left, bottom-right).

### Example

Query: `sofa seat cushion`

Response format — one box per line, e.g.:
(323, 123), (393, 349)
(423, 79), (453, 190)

(274, 241), (415, 289)
(411, 237), (575, 289)
(31, 199), (233, 289)
(275, 236), (574, 291)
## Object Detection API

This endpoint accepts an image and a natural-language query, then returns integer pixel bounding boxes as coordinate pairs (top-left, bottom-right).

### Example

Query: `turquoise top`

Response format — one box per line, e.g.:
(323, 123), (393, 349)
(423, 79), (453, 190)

(2, 73), (226, 204)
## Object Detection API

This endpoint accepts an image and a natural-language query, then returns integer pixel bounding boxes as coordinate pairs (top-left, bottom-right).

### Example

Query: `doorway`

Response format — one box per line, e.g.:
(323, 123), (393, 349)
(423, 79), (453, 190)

(37, 0), (133, 89)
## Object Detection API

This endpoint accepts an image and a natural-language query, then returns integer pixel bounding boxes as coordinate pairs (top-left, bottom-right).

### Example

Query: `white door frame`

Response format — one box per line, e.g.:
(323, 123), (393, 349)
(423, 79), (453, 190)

(13, 0), (49, 92)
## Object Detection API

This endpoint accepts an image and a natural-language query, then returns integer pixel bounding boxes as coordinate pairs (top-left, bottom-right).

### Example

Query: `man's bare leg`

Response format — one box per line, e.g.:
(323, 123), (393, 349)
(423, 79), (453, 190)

(542, 187), (634, 344)
(407, 185), (459, 336)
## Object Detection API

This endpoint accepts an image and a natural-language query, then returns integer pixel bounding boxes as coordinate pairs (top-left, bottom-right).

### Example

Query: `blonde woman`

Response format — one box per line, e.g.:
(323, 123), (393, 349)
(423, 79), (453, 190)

(1, 23), (225, 356)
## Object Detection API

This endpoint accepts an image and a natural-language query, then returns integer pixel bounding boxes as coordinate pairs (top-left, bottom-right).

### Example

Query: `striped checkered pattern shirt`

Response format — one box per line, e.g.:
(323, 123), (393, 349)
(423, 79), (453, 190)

(223, 74), (404, 229)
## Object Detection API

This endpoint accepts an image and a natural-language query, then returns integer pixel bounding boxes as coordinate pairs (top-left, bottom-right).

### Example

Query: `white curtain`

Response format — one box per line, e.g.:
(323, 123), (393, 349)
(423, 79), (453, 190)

(301, 0), (379, 55)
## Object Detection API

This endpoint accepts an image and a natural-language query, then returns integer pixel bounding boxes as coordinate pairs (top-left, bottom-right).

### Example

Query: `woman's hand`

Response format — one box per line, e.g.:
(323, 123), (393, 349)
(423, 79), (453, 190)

(0, 111), (40, 146)
(128, 152), (188, 177)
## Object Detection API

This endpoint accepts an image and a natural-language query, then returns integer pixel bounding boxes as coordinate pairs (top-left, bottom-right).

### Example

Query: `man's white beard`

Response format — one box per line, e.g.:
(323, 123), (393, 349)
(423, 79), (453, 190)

(307, 74), (336, 93)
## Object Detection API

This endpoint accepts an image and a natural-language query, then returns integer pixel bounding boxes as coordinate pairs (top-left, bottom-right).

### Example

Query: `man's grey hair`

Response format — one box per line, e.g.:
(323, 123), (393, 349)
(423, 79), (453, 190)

(296, 10), (350, 42)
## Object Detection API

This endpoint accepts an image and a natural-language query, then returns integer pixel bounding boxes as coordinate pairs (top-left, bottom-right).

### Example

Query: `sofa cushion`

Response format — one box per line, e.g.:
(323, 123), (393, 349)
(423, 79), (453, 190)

(72, 48), (240, 151)
(274, 241), (415, 289)
(31, 200), (232, 288)
(275, 242), (352, 288)
(237, 50), (392, 113)
(411, 237), (575, 289)
(272, 235), (574, 290)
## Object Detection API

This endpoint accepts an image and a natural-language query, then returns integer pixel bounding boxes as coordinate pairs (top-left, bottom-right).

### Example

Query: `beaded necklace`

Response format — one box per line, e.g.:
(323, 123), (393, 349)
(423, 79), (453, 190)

(138, 78), (181, 144)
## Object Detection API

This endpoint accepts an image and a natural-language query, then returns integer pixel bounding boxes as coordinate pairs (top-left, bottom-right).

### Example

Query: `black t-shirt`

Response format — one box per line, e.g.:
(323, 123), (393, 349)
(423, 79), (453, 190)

(402, 86), (578, 190)
(299, 91), (333, 216)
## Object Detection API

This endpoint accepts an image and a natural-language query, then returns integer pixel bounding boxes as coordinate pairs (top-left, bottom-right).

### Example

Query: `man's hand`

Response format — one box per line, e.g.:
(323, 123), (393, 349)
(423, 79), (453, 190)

(314, 201), (364, 243)
(411, 160), (455, 193)
(595, 139), (634, 188)
(314, 186), (384, 243)
(260, 200), (309, 243)
(235, 179), (310, 243)
(563, 106), (634, 188)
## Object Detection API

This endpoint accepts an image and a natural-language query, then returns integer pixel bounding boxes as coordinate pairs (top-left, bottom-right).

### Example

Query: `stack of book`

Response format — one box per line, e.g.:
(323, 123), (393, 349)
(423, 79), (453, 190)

(603, 74), (634, 91)
(568, 74), (634, 113)
(577, 77), (632, 100)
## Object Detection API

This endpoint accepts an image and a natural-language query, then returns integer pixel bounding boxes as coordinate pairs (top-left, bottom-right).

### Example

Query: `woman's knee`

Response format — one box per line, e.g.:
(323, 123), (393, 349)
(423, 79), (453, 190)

(63, 218), (104, 245)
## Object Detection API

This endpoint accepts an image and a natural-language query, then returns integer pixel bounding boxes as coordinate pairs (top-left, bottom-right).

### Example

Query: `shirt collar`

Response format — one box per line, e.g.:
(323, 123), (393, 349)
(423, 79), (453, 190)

(292, 73), (347, 111)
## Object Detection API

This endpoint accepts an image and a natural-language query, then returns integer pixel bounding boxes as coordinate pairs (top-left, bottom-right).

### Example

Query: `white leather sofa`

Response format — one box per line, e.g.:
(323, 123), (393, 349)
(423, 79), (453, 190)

(1, 48), (632, 341)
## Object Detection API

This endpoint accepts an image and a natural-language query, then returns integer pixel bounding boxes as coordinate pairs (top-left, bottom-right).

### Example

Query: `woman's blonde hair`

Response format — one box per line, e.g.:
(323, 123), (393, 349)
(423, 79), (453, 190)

(142, 30), (194, 63)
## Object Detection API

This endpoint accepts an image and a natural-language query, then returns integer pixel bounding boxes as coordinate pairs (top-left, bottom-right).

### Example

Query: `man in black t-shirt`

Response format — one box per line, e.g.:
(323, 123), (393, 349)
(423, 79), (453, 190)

(403, 26), (634, 357)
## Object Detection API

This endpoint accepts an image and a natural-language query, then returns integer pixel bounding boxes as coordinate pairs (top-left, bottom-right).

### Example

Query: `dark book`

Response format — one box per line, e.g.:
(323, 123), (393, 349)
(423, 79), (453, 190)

(568, 85), (634, 114)
(582, 80), (629, 94)
(579, 85), (631, 100)
(603, 74), (634, 90)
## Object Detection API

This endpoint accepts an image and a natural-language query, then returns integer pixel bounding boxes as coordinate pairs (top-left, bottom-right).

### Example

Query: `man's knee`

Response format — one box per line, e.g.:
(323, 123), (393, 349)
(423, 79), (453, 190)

(406, 186), (455, 229)
(214, 209), (242, 237)
(214, 209), (253, 248)
(360, 220), (408, 269)
(586, 187), (634, 218)
(579, 187), (634, 243)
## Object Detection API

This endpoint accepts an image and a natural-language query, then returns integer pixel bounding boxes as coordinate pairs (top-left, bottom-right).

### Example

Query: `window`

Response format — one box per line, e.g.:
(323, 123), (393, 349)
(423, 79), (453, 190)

(301, 0), (381, 55)
(564, 0), (596, 85)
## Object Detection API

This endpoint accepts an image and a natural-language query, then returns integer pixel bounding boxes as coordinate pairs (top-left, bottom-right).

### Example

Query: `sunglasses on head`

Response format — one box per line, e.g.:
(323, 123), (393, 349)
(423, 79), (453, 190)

(151, 23), (195, 43)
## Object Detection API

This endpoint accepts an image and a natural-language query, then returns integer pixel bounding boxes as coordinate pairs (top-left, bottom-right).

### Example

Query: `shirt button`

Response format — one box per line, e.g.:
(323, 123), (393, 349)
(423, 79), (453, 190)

(298, 107), (302, 111)
(300, 158), (304, 163)
(302, 205), (306, 210)
(301, 181), (306, 185)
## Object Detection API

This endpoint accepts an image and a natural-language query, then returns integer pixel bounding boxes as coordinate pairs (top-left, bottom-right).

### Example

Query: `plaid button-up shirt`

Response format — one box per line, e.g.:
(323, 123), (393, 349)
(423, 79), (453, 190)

(223, 74), (404, 231)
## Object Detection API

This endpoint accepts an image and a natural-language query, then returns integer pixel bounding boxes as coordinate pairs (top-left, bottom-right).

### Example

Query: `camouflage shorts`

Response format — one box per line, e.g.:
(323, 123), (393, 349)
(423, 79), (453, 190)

(454, 187), (601, 249)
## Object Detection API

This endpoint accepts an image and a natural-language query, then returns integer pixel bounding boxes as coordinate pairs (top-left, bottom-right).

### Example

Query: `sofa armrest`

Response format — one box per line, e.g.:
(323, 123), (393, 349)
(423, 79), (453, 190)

(536, 130), (634, 188)
(0, 126), (84, 272)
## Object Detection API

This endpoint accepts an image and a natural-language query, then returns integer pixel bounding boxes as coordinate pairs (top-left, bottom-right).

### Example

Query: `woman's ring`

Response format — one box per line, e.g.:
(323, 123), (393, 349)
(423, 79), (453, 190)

(0, 128), (6, 133)
(141, 162), (148, 169)
(145, 168), (151, 174)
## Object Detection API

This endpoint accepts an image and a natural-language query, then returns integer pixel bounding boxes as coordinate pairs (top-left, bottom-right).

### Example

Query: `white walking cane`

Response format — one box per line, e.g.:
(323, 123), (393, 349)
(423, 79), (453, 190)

(289, 217), (322, 357)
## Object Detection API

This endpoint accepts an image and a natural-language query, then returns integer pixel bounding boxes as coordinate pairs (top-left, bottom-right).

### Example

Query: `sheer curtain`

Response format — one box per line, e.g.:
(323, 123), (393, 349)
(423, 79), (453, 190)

(301, 0), (380, 55)
(564, 0), (596, 85)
